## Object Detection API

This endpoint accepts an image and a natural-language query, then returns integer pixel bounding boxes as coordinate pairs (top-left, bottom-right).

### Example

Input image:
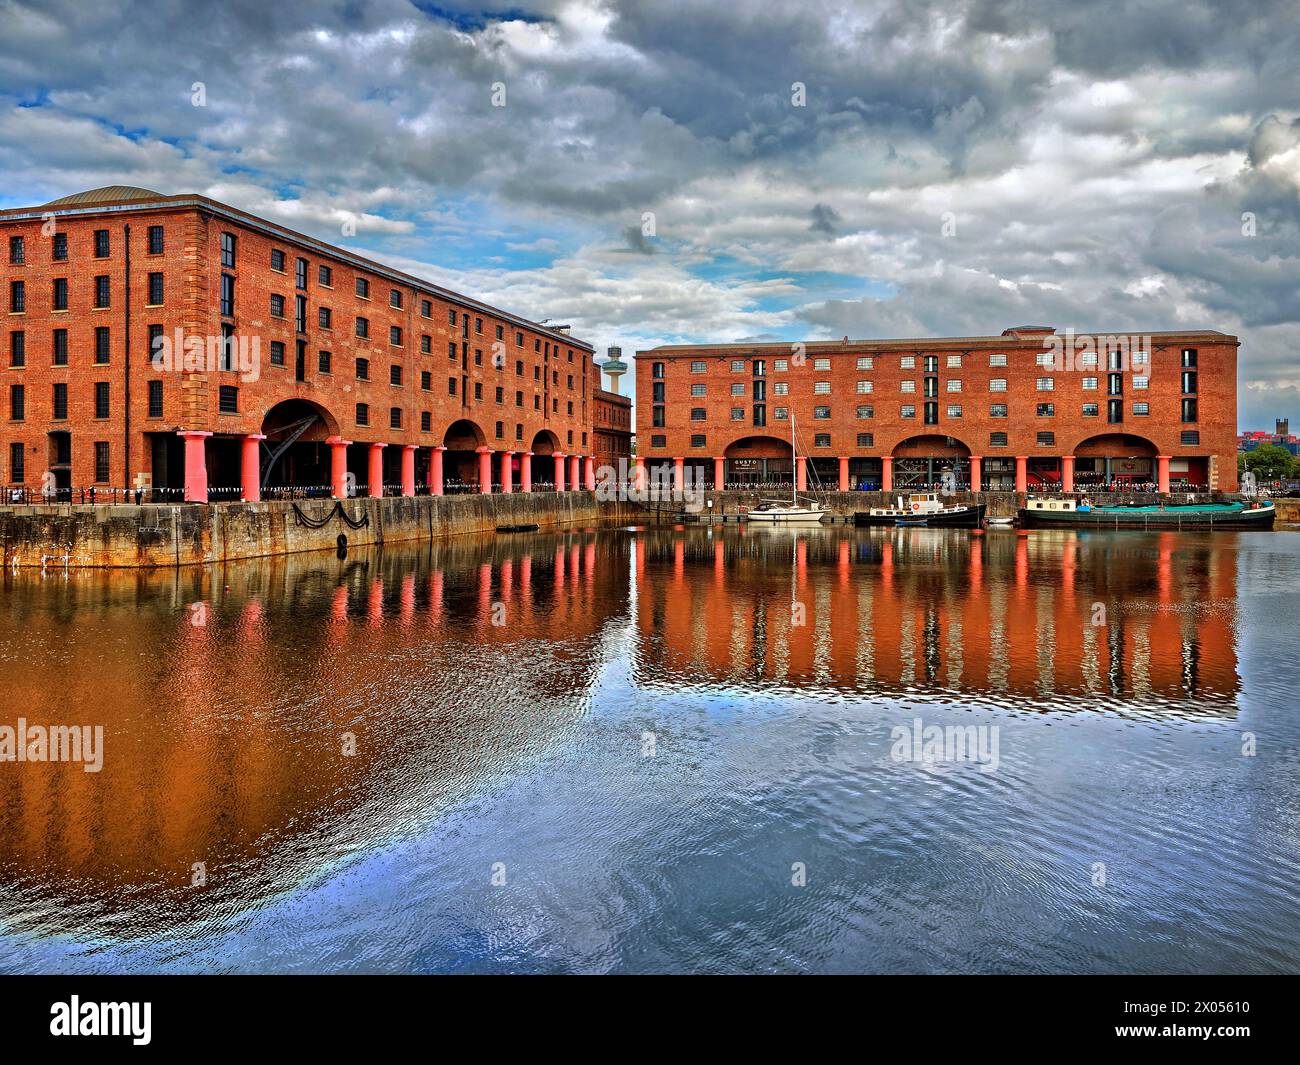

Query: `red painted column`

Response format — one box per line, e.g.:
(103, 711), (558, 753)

(401, 445), (416, 497)
(881, 455), (893, 493)
(673, 456), (685, 490)
(477, 447), (493, 494)
(838, 456), (849, 492)
(327, 436), (351, 499)
(554, 453), (567, 491)
(499, 450), (514, 494)
(429, 445), (445, 496)
(240, 433), (265, 502)
(367, 443), (385, 498)
(1015, 455), (1028, 494)
(632, 456), (645, 492)
(1060, 455), (1074, 493)
(795, 456), (807, 492)
(178, 430), (212, 503)
(570, 454), (582, 491)
(1157, 455), (1171, 494)
(713, 456), (725, 490)
(584, 455), (595, 491)
(969, 454), (982, 492)
(521, 452), (533, 493)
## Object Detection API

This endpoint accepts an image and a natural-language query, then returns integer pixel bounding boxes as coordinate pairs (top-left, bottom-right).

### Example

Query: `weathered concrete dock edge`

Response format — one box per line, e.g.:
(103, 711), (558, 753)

(0, 493), (639, 568)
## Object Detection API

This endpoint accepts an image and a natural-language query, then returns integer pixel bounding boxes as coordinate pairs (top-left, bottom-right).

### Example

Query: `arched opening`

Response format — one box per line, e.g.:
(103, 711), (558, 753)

(444, 419), (487, 493)
(259, 399), (341, 494)
(724, 435), (796, 488)
(1074, 433), (1159, 490)
(892, 434), (971, 488)
(530, 429), (560, 490)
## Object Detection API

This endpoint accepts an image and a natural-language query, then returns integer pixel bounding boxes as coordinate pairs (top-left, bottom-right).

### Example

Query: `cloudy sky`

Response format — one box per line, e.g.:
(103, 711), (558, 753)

(1, 0), (1297, 426)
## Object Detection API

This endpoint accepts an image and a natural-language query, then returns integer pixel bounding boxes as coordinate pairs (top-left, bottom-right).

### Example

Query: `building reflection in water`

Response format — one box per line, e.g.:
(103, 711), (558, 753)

(0, 529), (629, 941)
(632, 525), (1239, 716)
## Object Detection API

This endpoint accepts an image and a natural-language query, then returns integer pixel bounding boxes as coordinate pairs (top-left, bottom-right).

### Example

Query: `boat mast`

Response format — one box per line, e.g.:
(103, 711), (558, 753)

(790, 412), (797, 504)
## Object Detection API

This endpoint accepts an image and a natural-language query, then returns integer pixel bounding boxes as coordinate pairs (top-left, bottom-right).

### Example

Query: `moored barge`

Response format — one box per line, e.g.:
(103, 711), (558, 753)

(1019, 495), (1276, 529)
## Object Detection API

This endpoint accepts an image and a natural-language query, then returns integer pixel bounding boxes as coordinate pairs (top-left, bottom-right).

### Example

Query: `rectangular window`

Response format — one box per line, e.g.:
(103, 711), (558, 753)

(813, 358), (831, 371)
(52, 233), (67, 261)
(218, 385), (238, 413)
(900, 356), (915, 369)
(691, 383), (706, 397)
(421, 299), (432, 318)
(9, 330), (24, 367)
(1035, 352), (1054, 366)
(774, 407), (789, 420)
(9, 383), (24, 420)
(900, 380), (916, 393)
(774, 382), (789, 395)
(814, 433), (831, 448)
(752, 359), (766, 377)
(946, 379), (962, 392)
(1082, 402), (1099, 417)
(390, 364), (402, 386)
(813, 406), (830, 419)
(690, 408), (706, 420)
(315, 307), (330, 330)
(356, 317), (369, 339)
(295, 258), (308, 290)
(774, 358), (788, 372)
(989, 378), (1007, 392)
(751, 404), (766, 427)
(730, 408), (744, 421)
(356, 402), (369, 426)
(148, 379), (163, 417)
(731, 359), (745, 372)
(9, 281), (23, 313)
(690, 434), (706, 448)
(270, 294), (286, 318)
(95, 326), (110, 363)
(53, 328), (68, 365)
(946, 354), (962, 368)
(1108, 399), (1123, 423)
(94, 229), (110, 258)
(144, 225), (163, 254)
(390, 289), (402, 309)
(319, 265), (333, 287)
(856, 405), (873, 419)
(94, 381), (109, 418)
(94, 442), (110, 483)
(856, 380), (873, 394)
(220, 273), (235, 316)
(946, 404), (962, 418)
(356, 277), (370, 299)
(1181, 370), (1197, 394)
(1036, 377), (1054, 391)
(1133, 376), (1149, 390)
(1080, 352), (1099, 368)
(8, 235), (24, 264)
(1181, 430), (1200, 445)
(94, 275), (110, 308)
(9, 440), (23, 481)
(989, 353), (1007, 366)
(900, 404), (915, 419)
(271, 249), (285, 271)
(814, 381), (831, 394)
(652, 361), (665, 378)
(295, 294), (306, 333)
(318, 350), (332, 374)
(1181, 348), (1198, 368)
(990, 403), (1007, 418)
(856, 356), (874, 370)
(390, 407), (402, 429)
(856, 432), (873, 447)
(52, 381), (67, 419)
(355, 357), (369, 380)
(1082, 376), (1097, 390)
(475, 317), (483, 334)
(731, 382), (745, 396)
(1037, 431), (1055, 446)
(1036, 402), (1054, 416)
(147, 272), (164, 305)
(1132, 401), (1149, 415)
(220, 232), (236, 268)
(689, 360), (707, 373)
(390, 326), (402, 346)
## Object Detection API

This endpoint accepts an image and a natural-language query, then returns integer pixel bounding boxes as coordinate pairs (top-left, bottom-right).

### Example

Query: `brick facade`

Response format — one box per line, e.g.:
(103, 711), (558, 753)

(0, 187), (596, 498)
(593, 386), (632, 467)
(636, 326), (1238, 492)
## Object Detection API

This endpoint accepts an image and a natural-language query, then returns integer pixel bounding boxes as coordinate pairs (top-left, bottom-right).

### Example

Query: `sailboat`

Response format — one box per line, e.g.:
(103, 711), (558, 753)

(746, 414), (830, 523)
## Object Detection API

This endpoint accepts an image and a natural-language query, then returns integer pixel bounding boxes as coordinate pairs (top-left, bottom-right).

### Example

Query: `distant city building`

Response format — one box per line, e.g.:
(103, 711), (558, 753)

(1238, 419), (1299, 456)
(638, 326), (1237, 492)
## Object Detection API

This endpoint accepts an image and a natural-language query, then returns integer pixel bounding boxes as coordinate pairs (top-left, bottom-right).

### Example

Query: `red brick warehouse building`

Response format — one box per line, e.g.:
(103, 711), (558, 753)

(635, 326), (1237, 494)
(0, 186), (600, 501)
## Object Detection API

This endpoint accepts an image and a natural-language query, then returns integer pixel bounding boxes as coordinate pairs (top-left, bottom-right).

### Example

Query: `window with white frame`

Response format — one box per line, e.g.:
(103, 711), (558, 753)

(731, 407), (744, 420)
(1080, 352), (1098, 367)
(947, 404), (962, 417)
(1132, 350), (1149, 366)
(901, 379), (916, 393)
(946, 354), (962, 368)
(731, 383), (745, 396)
(990, 378), (1007, 392)
(856, 380), (873, 393)
(856, 405), (873, 418)
(856, 356), (873, 370)
(946, 379), (962, 392)
(1036, 352), (1055, 366)
(731, 359), (745, 372)
(1082, 376), (1098, 390)
(1133, 401), (1149, 415)
(691, 383), (706, 397)
(813, 406), (830, 419)
(774, 381), (789, 395)
(690, 361), (707, 373)
(813, 357), (830, 370)
(813, 381), (831, 394)
(900, 355), (915, 369)
(775, 358), (788, 372)
(900, 404), (916, 418)
(774, 407), (789, 419)
(1036, 377), (1054, 391)
(1133, 376), (1149, 389)
(989, 353), (1007, 366)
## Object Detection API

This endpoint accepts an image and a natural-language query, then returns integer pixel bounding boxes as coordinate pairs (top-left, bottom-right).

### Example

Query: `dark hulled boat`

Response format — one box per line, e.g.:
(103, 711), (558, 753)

(854, 492), (986, 527)
(1019, 495), (1276, 529)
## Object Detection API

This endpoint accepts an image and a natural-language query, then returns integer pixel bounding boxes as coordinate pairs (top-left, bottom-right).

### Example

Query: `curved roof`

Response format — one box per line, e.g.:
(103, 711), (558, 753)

(42, 186), (165, 207)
